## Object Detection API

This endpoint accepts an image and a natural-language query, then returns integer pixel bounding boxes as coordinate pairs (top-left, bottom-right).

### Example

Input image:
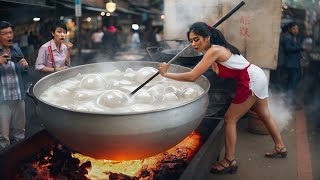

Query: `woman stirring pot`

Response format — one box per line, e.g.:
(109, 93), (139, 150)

(158, 22), (287, 174)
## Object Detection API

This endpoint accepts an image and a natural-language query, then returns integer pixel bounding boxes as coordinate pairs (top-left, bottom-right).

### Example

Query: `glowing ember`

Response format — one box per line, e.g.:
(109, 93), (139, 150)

(15, 132), (201, 180)
(73, 132), (201, 179)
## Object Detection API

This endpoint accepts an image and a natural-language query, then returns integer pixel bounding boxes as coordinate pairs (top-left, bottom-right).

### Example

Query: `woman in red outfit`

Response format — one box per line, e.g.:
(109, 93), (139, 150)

(158, 22), (287, 174)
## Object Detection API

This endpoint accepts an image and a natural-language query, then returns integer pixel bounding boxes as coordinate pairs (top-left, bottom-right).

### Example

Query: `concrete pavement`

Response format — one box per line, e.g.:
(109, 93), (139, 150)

(207, 106), (319, 180)
(208, 112), (297, 180)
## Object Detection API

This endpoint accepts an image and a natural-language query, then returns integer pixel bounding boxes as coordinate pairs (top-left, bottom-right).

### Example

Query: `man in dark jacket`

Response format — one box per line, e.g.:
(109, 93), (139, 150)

(0, 21), (29, 149)
(283, 22), (303, 107)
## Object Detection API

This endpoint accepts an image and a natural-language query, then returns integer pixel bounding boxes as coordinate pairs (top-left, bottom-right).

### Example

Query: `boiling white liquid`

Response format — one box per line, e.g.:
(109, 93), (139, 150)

(40, 67), (205, 113)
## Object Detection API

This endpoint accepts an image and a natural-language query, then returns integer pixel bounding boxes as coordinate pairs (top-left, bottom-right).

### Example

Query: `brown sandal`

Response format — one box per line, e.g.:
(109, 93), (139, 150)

(210, 157), (238, 174)
(265, 147), (287, 158)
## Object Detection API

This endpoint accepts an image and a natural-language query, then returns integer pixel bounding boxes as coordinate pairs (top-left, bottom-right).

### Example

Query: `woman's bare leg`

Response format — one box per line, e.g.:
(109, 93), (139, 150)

(252, 98), (286, 151)
(224, 95), (257, 160)
(213, 95), (256, 170)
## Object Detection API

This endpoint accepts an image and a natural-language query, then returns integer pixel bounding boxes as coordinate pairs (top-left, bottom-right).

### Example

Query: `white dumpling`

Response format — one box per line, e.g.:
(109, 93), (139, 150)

(74, 90), (99, 101)
(58, 82), (79, 91)
(75, 73), (84, 80)
(164, 86), (181, 95)
(125, 68), (134, 73)
(147, 87), (163, 100)
(112, 69), (122, 75)
(74, 92), (89, 101)
(80, 74), (107, 90)
(181, 87), (199, 99)
(151, 84), (166, 94)
(131, 91), (155, 103)
(56, 87), (72, 98)
(97, 90), (129, 108)
(119, 80), (132, 85)
(111, 80), (120, 86)
(136, 67), (163, 83)
(123, 71), (137, 81)
(162, 93), (179, 102)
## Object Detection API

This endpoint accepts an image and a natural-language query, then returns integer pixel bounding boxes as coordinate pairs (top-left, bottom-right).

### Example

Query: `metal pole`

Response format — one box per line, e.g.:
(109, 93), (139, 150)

(75, 0), (82, 57)
(76, 17), (81, 56)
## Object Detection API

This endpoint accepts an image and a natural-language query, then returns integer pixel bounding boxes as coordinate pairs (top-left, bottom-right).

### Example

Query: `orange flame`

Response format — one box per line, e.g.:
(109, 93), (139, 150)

(72, 131), (202, 179)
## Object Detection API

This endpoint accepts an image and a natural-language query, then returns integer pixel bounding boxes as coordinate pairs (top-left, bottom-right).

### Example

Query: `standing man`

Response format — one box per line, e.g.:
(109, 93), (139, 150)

(283, 22), (303, 108)
(0, 21), (29, 149)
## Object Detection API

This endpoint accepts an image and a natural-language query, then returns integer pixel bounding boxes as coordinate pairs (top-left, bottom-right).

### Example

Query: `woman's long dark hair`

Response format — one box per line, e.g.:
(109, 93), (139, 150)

(187, 22), (240, 55)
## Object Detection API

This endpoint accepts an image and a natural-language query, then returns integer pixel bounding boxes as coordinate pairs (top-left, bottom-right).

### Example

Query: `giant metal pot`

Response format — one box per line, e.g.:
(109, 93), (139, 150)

(32, 61), (210, 160)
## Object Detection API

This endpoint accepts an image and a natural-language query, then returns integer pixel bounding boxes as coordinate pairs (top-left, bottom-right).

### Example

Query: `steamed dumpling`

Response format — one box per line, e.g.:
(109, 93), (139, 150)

(150, 84), (166, 94)
(162, 93), (179, 102)
(54, 87), (72, 98)
(147, 87), (163, 101)
(181, 87), (199, 99)
(125, 68), (134, 73)
(75, 73), (84, 80)
(131, 90), (155, 103)
(123, 72), (137, 81)
(74, 90), (100, 101)
(80, 74), (107, 90)
(97, 90), (129, 108)
(164, 86), (181, 95)
(136, 67), (163, 83)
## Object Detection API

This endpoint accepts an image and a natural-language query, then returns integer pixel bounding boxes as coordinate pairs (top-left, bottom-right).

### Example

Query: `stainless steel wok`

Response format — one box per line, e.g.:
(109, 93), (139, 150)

(31, 61), (210, 160)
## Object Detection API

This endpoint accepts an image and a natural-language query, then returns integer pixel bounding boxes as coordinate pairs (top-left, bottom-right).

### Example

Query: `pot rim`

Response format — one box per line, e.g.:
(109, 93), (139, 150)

(161, 49), (203, 57)
(33, 61), (210, 116)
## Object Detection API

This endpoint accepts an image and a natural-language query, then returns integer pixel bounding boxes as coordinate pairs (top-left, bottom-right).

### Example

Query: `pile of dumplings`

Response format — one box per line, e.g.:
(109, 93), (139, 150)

(40, 67), (204, 113)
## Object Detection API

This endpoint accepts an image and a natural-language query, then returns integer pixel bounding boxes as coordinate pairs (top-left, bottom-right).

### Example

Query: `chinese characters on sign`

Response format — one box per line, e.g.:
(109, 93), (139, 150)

(240, 16), (250, 37)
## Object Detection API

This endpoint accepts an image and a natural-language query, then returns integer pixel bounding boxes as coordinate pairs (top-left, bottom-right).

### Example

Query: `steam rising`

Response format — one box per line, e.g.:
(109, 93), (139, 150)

(268, 91), (293, 132)
(164, 0), (221, 40)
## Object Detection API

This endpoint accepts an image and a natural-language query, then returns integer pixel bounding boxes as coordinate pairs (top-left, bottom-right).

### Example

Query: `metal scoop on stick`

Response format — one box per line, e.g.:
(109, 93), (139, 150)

(130, 1), (245, 95)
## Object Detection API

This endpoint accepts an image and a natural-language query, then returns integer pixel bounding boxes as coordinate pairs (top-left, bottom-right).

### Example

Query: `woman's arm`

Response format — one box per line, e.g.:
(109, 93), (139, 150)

(159, 47), (219, 82)
(40, 66), (56, 72)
